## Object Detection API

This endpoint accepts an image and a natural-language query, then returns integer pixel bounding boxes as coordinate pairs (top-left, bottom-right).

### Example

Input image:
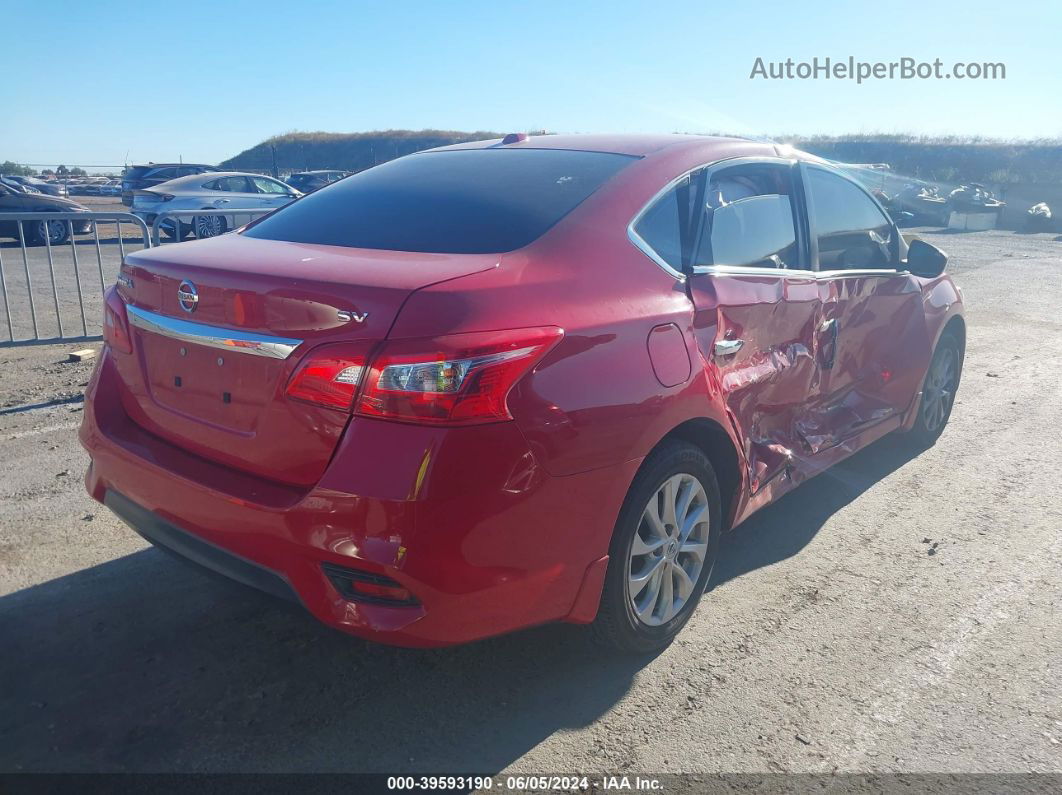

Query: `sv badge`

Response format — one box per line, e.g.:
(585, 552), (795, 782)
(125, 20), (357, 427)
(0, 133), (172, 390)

(337, 309), (369, 324)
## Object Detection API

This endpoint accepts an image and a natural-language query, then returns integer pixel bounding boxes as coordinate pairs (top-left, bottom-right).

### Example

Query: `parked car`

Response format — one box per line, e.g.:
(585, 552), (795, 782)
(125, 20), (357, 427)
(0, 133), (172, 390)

(100, 180), (122, 197)
(0, 181), (93, 244)
(120, 163), (218, 206)
(82, 135), (965, 651)
(0, 176), (41, 194)
(285, 170), (351, 193)
(3, 175), (67, 197)
(130, 171), (301, 240)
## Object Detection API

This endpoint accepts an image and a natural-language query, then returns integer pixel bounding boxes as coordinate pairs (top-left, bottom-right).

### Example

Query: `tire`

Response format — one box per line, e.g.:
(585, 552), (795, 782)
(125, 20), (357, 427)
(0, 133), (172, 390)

(161, 220), (191, 241)
(902, 330), (963, 448)
(591, 441), (722, 653)
(29, 217), (71, 246)
(194, 213), (227, 239)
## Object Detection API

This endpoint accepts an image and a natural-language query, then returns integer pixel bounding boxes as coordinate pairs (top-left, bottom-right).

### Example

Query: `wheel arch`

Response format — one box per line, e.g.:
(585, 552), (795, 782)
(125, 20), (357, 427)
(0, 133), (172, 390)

(654, 417), (743, 532)
(941, 313), (966, 356)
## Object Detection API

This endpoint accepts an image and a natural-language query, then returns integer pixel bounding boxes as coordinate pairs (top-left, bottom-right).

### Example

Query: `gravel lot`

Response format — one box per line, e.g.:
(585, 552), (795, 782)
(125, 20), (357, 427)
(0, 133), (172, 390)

(0, 228), (1060, 778)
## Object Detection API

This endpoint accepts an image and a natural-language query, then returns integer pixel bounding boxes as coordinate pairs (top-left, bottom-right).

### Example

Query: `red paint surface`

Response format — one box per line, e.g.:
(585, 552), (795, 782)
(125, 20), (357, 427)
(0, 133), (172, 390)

(81, 135), (964, 646)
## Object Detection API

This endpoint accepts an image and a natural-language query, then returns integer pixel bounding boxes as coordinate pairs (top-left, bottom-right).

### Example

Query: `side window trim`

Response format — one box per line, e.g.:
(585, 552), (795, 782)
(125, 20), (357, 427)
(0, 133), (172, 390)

(628, 156), (816, 280)
(801, 162), (904, 275)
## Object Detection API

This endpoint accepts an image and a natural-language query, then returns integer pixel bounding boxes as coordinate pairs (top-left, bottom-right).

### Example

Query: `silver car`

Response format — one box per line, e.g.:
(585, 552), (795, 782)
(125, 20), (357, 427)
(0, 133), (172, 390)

(130, 171), (301, 240)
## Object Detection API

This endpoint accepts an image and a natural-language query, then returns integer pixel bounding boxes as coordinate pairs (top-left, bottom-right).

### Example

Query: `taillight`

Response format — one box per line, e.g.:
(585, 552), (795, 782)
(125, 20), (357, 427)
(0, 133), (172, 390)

(102, 286), (132, 354)
(285, 343), (370, 411)
(355, 327), (563, 426)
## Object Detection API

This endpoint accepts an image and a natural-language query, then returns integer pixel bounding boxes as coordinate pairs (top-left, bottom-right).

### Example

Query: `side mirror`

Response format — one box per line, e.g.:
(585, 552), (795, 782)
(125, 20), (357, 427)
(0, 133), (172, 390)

(906, 239), (948, 278)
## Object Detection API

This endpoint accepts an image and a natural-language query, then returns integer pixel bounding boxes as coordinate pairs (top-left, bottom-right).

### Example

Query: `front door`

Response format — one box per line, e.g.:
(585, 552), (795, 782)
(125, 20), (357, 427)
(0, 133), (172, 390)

(803, 165), (933, 449)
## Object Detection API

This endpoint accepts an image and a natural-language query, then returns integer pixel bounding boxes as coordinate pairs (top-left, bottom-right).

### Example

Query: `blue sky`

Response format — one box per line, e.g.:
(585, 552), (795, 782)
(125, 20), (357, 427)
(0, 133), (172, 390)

(2, 0), (1059, 169)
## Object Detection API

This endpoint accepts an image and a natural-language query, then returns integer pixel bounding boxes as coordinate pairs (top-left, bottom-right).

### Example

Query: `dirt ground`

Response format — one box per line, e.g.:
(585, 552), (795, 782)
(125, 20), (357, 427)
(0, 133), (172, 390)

(0, 228), (1060, 778)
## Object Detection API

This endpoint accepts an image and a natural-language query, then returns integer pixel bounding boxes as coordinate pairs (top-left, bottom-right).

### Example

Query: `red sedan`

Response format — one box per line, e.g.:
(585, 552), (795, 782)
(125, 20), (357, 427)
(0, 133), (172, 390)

(80, 135), (964, 651)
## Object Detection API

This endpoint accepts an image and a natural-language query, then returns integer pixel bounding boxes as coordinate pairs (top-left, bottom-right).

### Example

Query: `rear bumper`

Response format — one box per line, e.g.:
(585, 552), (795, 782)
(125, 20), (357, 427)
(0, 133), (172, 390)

(105, 489), (301, 604)
(130, 210), (158, 226)
(80, 349), (637, 646)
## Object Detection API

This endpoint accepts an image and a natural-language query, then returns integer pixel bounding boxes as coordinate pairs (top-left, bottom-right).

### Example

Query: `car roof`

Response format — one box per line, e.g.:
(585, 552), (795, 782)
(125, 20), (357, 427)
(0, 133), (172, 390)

(130, 163), (214, 169)
(425, 134), (833, 168)
(152, 171), (281, 188)
(426, 133), (764, 157)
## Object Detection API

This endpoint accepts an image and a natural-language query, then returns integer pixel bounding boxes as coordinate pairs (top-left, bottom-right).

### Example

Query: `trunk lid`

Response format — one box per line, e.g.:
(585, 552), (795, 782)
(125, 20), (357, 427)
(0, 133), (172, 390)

(114, 233), (497, 486)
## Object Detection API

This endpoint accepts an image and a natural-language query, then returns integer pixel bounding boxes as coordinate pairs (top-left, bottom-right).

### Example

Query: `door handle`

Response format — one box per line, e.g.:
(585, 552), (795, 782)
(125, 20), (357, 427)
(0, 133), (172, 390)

(714, 338), (745, 357)
(820, 318), (839, 370)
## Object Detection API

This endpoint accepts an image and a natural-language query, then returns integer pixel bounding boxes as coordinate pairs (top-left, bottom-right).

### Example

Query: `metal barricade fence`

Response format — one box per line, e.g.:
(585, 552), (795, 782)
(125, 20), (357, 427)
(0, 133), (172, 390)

(0, 209), (266, 344)
(150, 209), (271, 247)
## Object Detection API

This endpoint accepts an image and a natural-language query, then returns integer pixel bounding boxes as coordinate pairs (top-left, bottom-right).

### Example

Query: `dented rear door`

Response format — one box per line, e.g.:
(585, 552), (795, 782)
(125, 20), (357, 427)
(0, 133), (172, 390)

(688, 272), (822, 494)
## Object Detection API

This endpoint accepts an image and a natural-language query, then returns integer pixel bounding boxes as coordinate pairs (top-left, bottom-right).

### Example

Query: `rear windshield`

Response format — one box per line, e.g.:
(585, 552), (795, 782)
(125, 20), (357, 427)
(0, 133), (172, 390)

(244, 148), (636, 253)
(123, 167), (154, 179)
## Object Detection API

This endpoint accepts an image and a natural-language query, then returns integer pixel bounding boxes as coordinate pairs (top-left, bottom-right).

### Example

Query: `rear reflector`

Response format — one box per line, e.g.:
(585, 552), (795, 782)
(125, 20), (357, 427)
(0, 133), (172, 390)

(321, 562), (419, 606)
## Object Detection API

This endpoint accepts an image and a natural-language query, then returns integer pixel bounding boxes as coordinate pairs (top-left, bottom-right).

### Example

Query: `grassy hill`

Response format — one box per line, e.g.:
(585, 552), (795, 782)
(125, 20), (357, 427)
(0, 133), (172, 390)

(219, 129), (500, 174)
(221, 130), (1062, 187)
(784, 134), (1062, 185)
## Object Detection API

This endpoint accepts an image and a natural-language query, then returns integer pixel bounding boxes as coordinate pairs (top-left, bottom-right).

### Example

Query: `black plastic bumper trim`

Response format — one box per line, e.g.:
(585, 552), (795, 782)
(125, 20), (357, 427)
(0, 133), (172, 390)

(105, 490), (300, 605)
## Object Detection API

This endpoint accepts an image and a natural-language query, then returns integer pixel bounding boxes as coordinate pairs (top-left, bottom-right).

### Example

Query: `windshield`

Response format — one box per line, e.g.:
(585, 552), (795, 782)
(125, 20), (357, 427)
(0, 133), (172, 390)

(245, 148), (635, 254)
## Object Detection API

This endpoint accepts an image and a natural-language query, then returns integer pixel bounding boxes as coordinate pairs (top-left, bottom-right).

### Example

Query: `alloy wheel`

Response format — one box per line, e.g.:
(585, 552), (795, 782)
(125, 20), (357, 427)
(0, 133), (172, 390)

(195, 215), (224, 238)
(38, 219), (67, 245)
(626, 472), (710, 626)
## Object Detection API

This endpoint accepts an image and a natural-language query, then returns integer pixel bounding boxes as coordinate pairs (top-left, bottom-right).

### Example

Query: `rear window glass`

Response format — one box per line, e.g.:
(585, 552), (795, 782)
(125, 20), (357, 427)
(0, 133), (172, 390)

(244, 149), (636, 253)
(123, 167), (154, 179)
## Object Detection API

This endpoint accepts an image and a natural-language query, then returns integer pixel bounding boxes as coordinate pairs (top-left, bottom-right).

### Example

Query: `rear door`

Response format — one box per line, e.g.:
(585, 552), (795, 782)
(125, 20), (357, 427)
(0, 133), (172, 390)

(219, 176), (267, 209)
(635, 158), (823, 492)
(803, 164), (932, 448)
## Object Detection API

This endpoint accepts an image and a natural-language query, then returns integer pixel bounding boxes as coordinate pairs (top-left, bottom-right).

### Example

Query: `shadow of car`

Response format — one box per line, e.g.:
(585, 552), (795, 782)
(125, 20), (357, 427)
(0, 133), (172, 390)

(0, 432), (921, 772)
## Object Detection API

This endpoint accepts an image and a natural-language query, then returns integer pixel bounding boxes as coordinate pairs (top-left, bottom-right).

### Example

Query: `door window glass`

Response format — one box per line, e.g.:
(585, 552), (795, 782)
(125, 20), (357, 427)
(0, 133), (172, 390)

(695, 163), (799, 269)
(806, 167), (894, 270)
(252, 177), (290, 194)
(220, 176), (253, 193)
(632, 175), (693, 269)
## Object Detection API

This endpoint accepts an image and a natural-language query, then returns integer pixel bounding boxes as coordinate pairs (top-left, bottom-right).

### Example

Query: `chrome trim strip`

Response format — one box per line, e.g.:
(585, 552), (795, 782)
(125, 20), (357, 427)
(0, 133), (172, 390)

(126, 305), (302, 359)
(689, 264), (909, 279)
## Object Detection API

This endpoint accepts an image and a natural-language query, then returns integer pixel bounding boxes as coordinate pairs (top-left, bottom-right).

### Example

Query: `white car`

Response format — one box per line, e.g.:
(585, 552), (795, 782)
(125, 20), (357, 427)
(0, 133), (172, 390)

(131, 171), (301, 240)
